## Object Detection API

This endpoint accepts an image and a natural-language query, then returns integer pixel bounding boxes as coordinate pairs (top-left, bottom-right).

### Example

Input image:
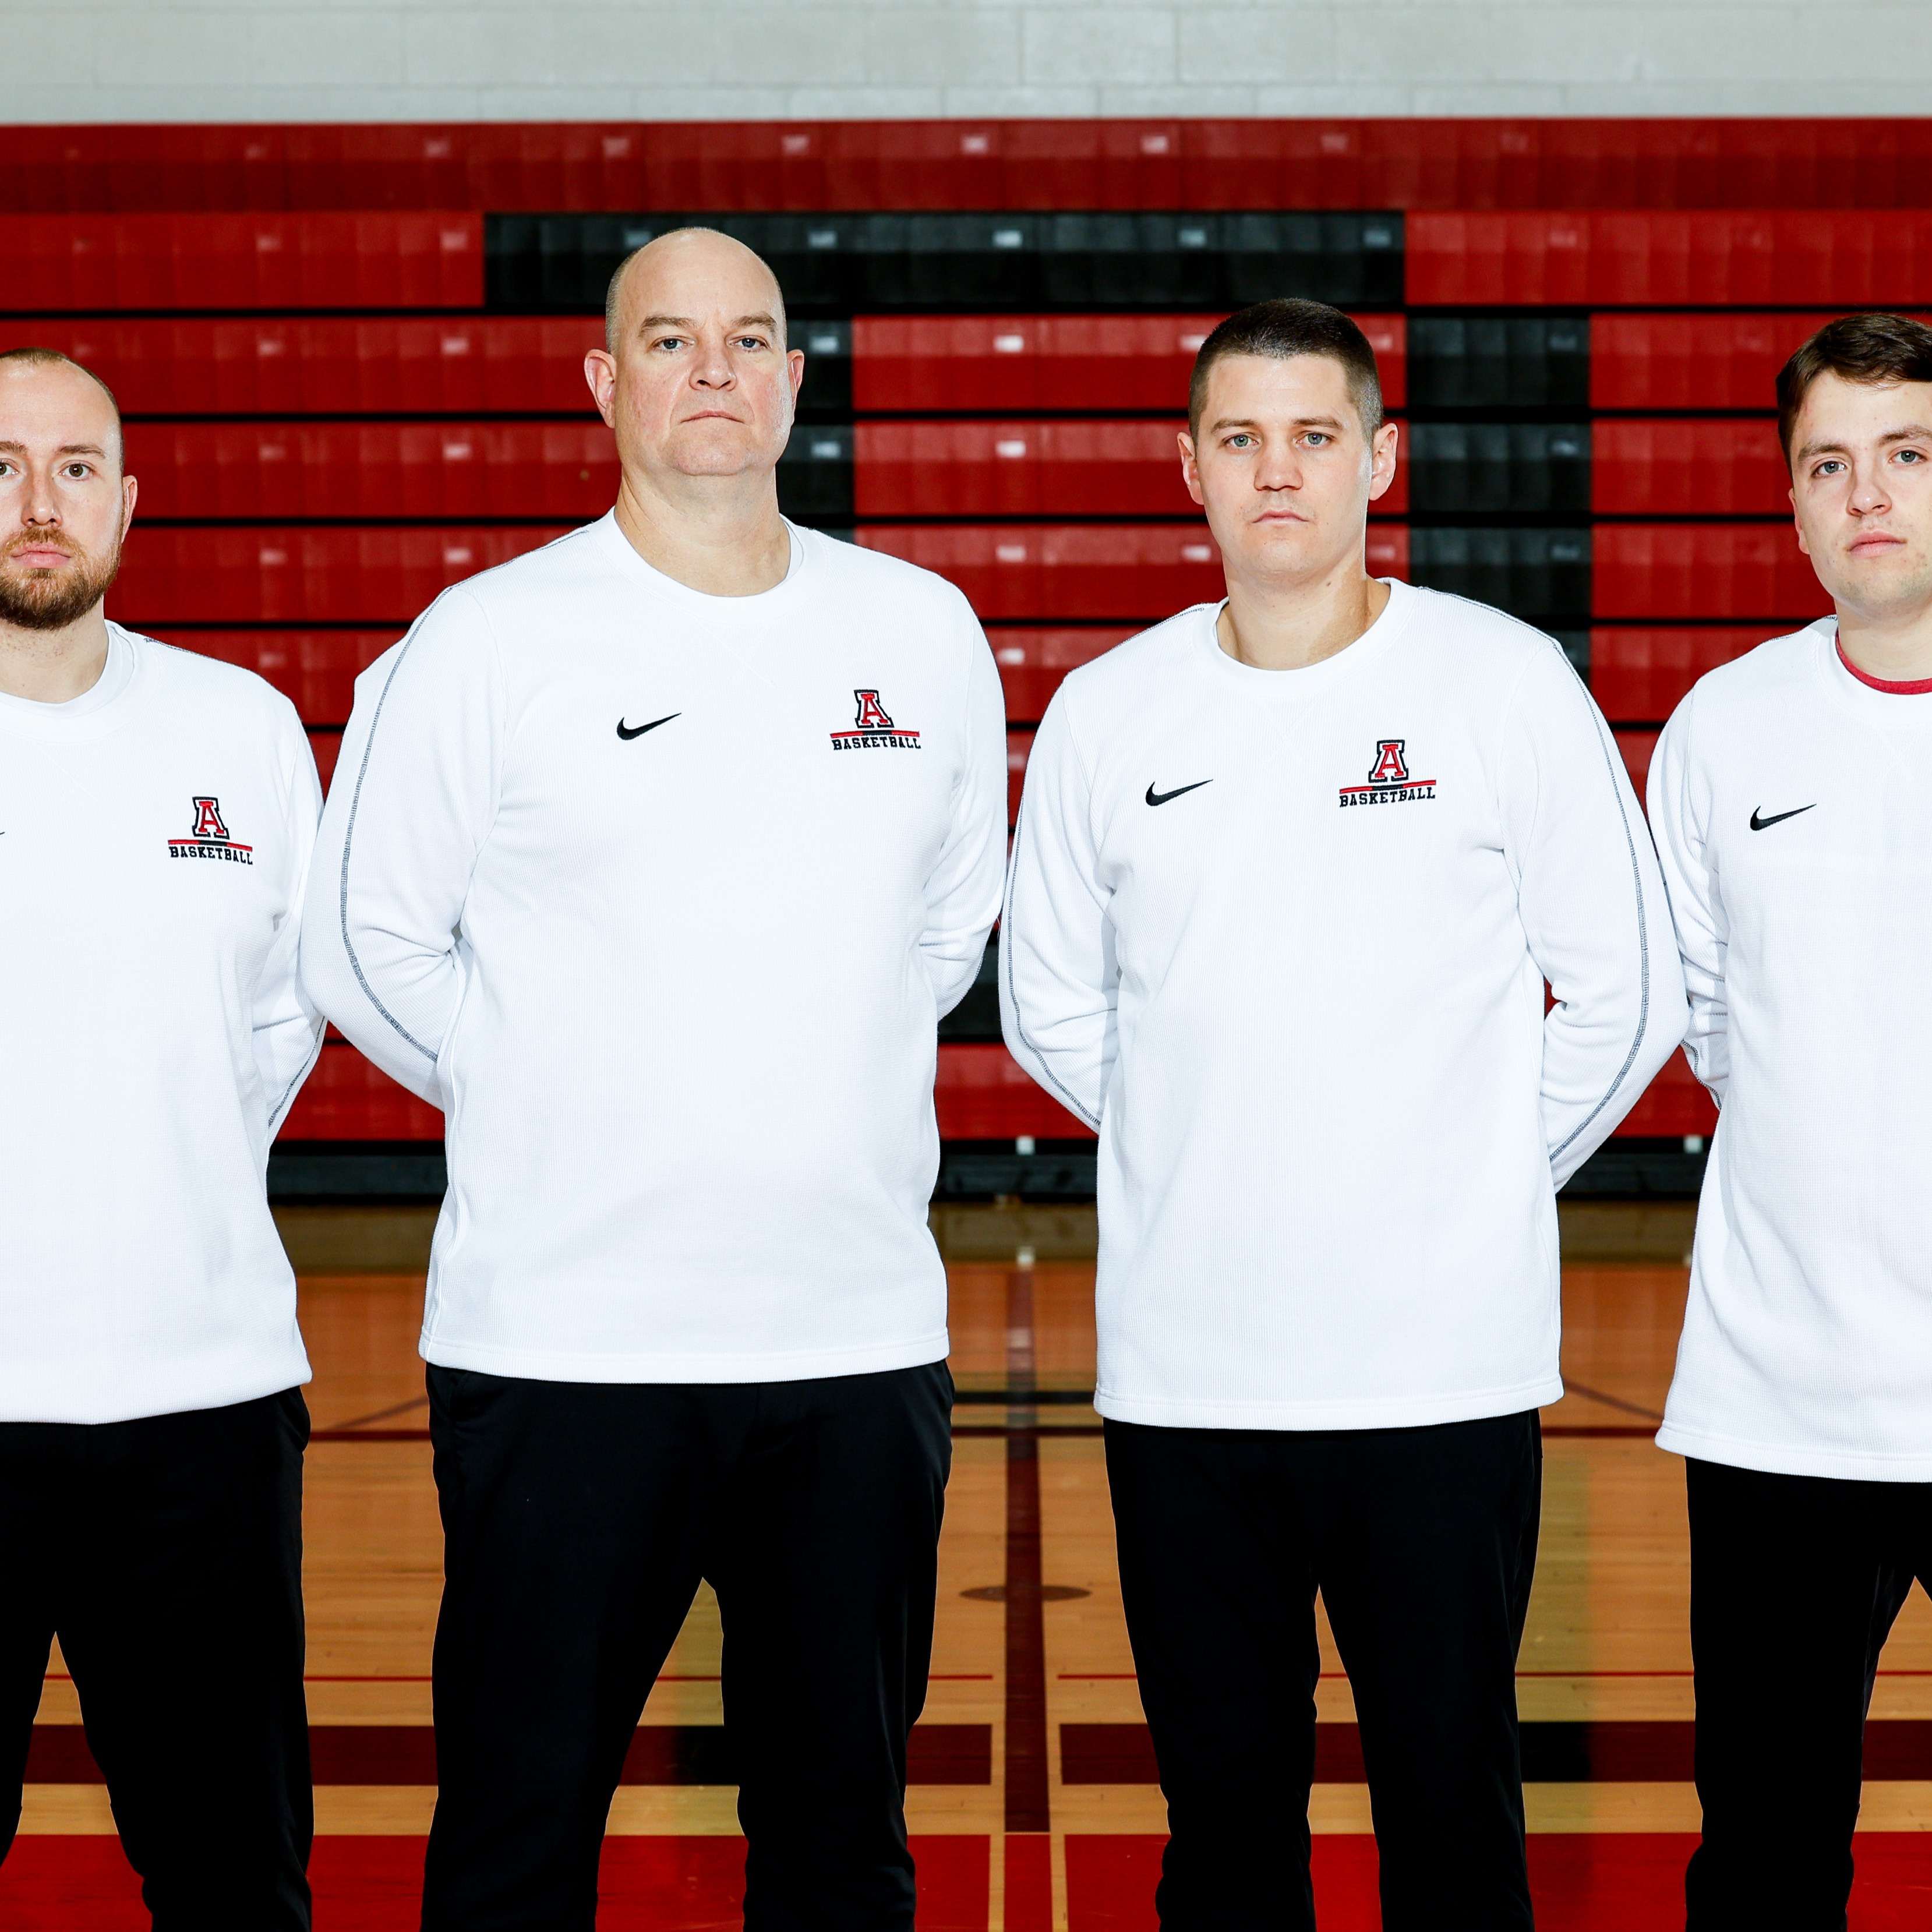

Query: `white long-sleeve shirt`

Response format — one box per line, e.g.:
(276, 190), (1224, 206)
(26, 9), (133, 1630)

(0, 624), (322, 1423)
(1652, 621), (1932, 1480)
(1001, 584), (1683, 1429)
(301, 513), (1006, 1383)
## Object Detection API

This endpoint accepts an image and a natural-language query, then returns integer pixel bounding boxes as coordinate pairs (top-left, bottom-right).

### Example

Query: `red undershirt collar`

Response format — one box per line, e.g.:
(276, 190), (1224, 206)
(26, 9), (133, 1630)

(1837, 640), (1932, 695)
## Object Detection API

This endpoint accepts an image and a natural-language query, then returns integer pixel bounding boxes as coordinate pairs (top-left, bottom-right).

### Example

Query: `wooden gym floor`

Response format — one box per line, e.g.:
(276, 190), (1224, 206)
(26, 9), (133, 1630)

(7, 1200), (1931, 1928)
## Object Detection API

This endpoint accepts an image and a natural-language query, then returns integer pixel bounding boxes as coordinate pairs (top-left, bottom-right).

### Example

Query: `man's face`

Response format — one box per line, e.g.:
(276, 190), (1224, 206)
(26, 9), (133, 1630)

(1179, 352), (1398, 587)
(1789, 370), (1932, 624)
(0, 362), (135, 631)
(585, 232), (804, 488)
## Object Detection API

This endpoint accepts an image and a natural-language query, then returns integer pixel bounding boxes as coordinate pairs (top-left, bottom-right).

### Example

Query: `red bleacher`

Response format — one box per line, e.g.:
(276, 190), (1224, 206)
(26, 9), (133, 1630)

(1594, 525), (1832, 623)
(1591, 421), (1790, 517)
(6, 119), (1932, 213)
(1590, 311), (1932, 409)
(0, 213), (481, 310)
(22, 317), (603, 413)
(123, 422), (617, 521)
(110, 527), (565, 624)
(1409, 210), (1932, 307)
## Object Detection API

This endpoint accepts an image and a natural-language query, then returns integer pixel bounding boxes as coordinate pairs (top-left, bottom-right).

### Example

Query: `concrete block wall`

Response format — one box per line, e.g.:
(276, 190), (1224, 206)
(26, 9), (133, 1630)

(6, 1), (1932, 123)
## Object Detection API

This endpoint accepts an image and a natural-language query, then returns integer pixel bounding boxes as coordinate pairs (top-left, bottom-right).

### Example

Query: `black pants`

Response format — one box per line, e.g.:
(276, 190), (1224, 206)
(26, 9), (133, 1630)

(422, 1360), (952, 1932)
(1105, 1410), (1542, 1932)
(0, 1389), (312, 1931)
(1686, 1457), (1932, 1931)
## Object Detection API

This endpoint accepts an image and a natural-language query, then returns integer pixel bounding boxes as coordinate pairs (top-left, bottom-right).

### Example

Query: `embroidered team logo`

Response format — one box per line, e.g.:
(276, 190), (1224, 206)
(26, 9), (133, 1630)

(1338, 739), (1436, 809)
(167, 794), (254, 864)
(829, 688), (921, 752)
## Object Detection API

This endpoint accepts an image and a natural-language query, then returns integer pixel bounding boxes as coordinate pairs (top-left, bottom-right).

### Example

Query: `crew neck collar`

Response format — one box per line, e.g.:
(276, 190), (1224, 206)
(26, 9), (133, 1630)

(1195, 578), (1417, 697)
(1816, 619), (1932, 731)
(592, 510), (808, 617)
(0, 623), (140, 741)
(1836, 636), (1932, 695)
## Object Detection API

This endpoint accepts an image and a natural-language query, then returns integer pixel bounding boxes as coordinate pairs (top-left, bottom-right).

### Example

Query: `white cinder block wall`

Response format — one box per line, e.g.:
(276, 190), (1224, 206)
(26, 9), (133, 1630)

(5, 1), (1932, 123)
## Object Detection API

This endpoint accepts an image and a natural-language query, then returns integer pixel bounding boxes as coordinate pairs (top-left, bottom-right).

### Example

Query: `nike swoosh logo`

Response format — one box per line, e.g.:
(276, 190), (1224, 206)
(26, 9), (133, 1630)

(1146, 779), (1212, 808)
(1749, 804), (1816, 831)
(616, 714), (679, 741)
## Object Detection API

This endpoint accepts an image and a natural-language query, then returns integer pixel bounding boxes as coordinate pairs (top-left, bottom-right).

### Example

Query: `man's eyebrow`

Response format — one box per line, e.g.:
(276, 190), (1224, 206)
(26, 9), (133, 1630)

(1796, 426), (1932, 462)
(0, 439), (108, 455)
(635, 313), (779, 333)
(1209, 414), (1347, 432)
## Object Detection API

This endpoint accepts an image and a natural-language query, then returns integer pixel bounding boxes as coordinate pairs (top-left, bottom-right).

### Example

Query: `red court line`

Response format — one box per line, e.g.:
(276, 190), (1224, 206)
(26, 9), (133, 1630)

(1065, 1833), (1932, 1931)
(0, 1834), (991, 1931)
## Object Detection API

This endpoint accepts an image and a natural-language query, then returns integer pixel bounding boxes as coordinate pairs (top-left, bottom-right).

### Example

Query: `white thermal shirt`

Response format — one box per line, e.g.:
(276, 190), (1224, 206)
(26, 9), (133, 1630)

(0, 624), (322, 1424)
(1652, 621), (1932, 1481)
(1001, 584), (1683, 1430)
(301, 515), (1007, 1384)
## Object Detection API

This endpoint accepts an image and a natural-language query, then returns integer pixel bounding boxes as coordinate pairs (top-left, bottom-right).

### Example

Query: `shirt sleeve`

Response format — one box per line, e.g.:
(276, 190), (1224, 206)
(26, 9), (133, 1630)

(1499, 641), (1689, 1187)
(256, 700), (326, 1137)
(998, 686), (1111, 1131)
(1646, 687), (1727, 1104)
(298, 588), (504, 1105)
(919, 608), (1010, 1018)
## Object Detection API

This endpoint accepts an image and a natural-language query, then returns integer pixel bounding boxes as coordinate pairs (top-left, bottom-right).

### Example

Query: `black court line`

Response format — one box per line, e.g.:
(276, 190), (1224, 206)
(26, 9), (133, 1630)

(1561, 1380), (1666, 1423)
(24, 1722), (991, 1788)
(1059, 1719), (1932, 1785)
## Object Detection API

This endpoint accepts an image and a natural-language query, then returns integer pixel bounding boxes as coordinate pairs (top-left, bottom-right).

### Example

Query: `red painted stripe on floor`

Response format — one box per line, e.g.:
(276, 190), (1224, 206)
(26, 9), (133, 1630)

(1064, 1834), (1932, 1931)
(1002, 1259), (1052, 1837)
(0, 1835), (990, 1930)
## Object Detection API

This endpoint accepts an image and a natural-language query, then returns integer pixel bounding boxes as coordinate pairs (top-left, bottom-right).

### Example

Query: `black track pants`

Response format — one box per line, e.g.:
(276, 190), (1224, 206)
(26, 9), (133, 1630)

(421, 1361), (952, 1932)
(1685, 1457), (1932, 1932)
(0, 1389), (313, 1931)
(1105, 1410), (1542, 1932)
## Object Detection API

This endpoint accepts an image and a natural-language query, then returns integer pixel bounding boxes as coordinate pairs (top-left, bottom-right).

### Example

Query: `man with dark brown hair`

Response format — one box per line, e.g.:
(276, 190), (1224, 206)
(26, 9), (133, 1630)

(1650, 310), (1932, 1928)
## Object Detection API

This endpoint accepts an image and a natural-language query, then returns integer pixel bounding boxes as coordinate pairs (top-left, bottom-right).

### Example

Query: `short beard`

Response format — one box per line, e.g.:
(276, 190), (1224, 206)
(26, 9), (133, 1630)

(0, 533), (122, 632)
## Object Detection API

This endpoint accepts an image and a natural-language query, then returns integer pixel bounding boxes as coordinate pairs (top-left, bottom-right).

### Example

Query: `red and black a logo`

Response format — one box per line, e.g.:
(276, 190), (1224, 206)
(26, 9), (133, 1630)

(1366, 739), (1409, 785)
(830, 689), (921, 752)
(1338, 737), (1436, 809)
(168, 794), (255, 865)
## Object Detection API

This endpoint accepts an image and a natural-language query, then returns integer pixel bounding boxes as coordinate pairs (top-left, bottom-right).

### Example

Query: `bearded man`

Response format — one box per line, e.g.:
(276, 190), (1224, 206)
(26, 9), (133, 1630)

(0, 346), (324, 1929)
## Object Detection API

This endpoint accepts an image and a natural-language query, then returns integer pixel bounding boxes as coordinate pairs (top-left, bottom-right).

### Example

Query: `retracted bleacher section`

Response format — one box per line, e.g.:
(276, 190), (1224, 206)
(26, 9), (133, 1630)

(15, 119), (1914, 1200)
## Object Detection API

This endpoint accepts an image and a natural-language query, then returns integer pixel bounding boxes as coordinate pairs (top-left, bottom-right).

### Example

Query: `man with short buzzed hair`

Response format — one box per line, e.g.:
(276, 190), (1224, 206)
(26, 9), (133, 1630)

(1003, 301), (1680, 1929)
(0, 345), (323, 1927)
(302, 229), (1006, 1931)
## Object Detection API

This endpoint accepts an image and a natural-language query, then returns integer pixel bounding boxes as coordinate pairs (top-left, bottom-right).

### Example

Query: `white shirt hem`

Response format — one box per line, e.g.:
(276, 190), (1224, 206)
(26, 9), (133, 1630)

(1655, 1421), (1932, 1484)
(419, 1327), (951, 1385)
(0, 1357), (312, 1426)
(1093, 1375), (1563, 1432)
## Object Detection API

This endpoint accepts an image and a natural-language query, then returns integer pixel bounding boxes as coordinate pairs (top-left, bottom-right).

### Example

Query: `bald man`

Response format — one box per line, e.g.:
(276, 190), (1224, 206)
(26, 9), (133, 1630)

(0, 347), (323, 1925)
(302, 230), (1006, 1930)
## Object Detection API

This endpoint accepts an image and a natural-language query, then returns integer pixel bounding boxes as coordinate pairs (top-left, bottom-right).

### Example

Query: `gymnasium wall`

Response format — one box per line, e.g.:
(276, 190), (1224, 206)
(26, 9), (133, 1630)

(12, 4), (1932, 125)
